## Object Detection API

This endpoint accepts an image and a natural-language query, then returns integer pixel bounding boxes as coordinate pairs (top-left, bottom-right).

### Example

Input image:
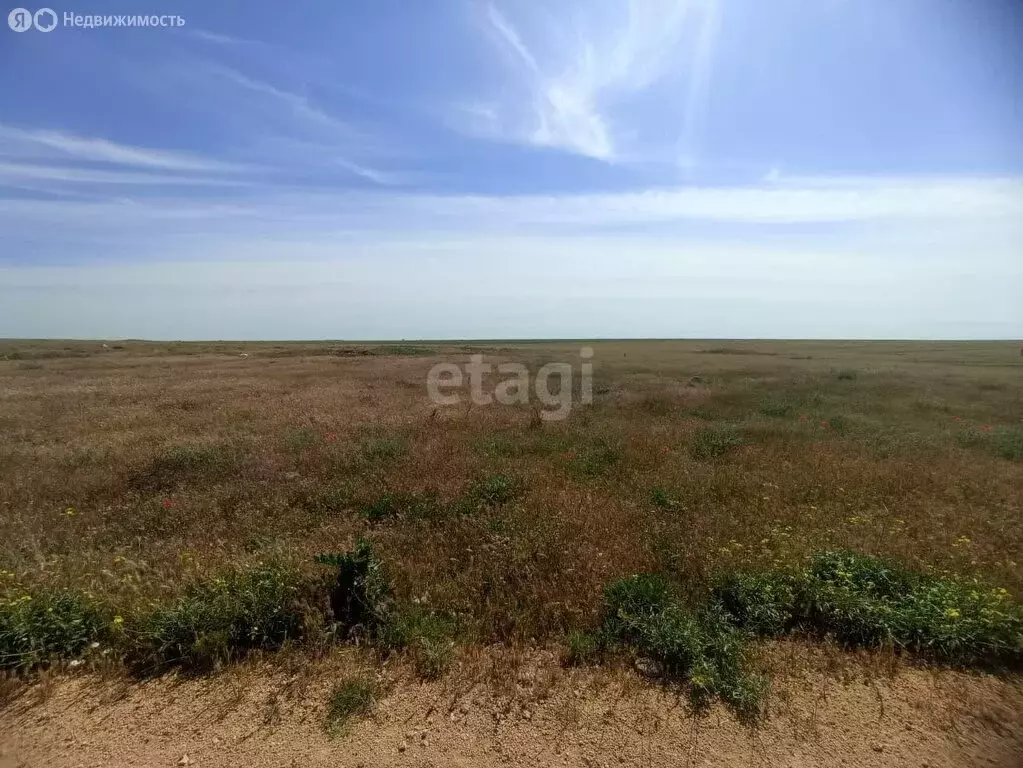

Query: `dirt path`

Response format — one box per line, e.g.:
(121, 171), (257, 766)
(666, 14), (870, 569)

(2, 651), (1021, 768)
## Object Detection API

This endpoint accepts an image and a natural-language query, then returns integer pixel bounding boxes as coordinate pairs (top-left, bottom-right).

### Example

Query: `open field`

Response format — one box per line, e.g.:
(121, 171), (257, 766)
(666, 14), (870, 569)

(1, 339), (1021, 765)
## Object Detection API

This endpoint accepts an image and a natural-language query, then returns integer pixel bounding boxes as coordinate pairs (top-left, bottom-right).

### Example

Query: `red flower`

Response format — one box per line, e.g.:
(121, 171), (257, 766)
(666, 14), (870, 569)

(981, 425), (992, 432)
(325, 431), (338, 442)
(566, 450), (577, 459)
(161, 498), (175, 509)
(952, 415), (962, 422)
(820, 420), (829, 428)
(798, 414), (807, 422)
(663, 446), (670, 453)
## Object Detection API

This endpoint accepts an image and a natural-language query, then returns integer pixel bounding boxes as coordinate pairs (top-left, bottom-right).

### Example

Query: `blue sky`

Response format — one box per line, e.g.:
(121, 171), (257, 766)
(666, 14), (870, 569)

(1, 0), (1021, 339)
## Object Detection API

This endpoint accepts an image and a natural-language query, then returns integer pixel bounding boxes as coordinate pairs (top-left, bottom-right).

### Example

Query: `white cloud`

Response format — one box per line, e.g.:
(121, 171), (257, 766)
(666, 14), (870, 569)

(195, 65), (396, 185)
(473, 0), (721, 162)
(2, 174), (1020, 231)
(0, 161), (249, 187)
(0, 124), (238, 172)
(422, 176), (1023, 225)
(486, 5), (540, 75)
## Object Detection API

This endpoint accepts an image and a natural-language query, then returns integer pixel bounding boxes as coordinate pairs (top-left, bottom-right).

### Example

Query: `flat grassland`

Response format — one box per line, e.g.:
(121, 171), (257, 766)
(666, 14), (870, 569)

(1, 339), (1022, 765)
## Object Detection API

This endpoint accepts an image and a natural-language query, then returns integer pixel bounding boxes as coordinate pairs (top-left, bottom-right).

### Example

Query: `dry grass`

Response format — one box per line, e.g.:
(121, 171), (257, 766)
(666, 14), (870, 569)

(0, 338), (1020, 664)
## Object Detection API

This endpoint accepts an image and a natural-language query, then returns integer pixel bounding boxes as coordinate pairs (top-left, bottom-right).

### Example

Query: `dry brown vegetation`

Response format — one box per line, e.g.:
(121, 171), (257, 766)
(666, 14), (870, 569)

(1, 338), (1022, 762)
(2, 339), (1020, 627)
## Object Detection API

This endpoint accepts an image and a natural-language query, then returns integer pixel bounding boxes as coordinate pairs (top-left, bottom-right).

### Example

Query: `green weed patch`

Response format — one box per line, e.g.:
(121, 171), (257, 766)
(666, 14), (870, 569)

(131, 563), (314, 671)
(713, 550), (1023, 665)
(0, 590), (110, 670)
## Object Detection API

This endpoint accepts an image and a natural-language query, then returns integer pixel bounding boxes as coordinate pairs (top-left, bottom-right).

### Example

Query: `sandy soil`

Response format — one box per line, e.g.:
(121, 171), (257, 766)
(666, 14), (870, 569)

(2, 650), (1021, 768)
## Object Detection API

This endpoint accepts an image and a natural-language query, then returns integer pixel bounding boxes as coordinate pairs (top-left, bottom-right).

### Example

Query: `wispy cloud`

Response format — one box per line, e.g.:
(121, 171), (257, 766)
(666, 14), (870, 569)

(0, 161), (250, 188)
(188, 29), (271, 49)
(196, 65), (399, 185)
(0, 124), (238, 172)
(4, 174), (1019, 235)
(206, 65), (357, 141)
(471, 0), (721, 162)
(424, 175), (1023, 226)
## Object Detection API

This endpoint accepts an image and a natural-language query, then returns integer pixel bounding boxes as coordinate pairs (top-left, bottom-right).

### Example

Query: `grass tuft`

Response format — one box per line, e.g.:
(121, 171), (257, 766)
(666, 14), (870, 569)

(356, 491), (443, 522)
(130, 444), (239, 490)
(563, 630), (602, 666)
(325, 677), (376, 735)
(757, 399), (795, 418)
(690, 425), (745, 460)
(993, 427), (1023, 461)
(569, 438), (621, 478)
(359, 436), (408, 464)
(467, 473), (523, 507)
(302, 483), (354, 515)
(649, 486), (681, 512)
(284, 427), (319, 451)
(379, 608), (457, 679)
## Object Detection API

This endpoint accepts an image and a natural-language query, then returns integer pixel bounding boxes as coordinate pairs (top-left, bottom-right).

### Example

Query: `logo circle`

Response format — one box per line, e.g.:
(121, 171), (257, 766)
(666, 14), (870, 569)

(33, 7), (57, 32)
(8, 7), (33, 31)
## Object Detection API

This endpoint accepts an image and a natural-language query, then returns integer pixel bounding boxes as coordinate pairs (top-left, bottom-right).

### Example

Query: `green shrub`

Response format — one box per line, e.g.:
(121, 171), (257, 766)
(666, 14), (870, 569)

(325, 677), (375, 735)
(633, 605), (765, 718)
(598, 574), (765, 721)
(0, 590), (110, 670)
(601, 574), (676, 642)
(379, 608), (457, 679)
(690, 425), (744, 460)
(316, 539), (392, 637)
(713, 550), (1023, 665)
(713, 570), (798, 636)
(132, 563), (311, 671)
(836, 369), (857, 381)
